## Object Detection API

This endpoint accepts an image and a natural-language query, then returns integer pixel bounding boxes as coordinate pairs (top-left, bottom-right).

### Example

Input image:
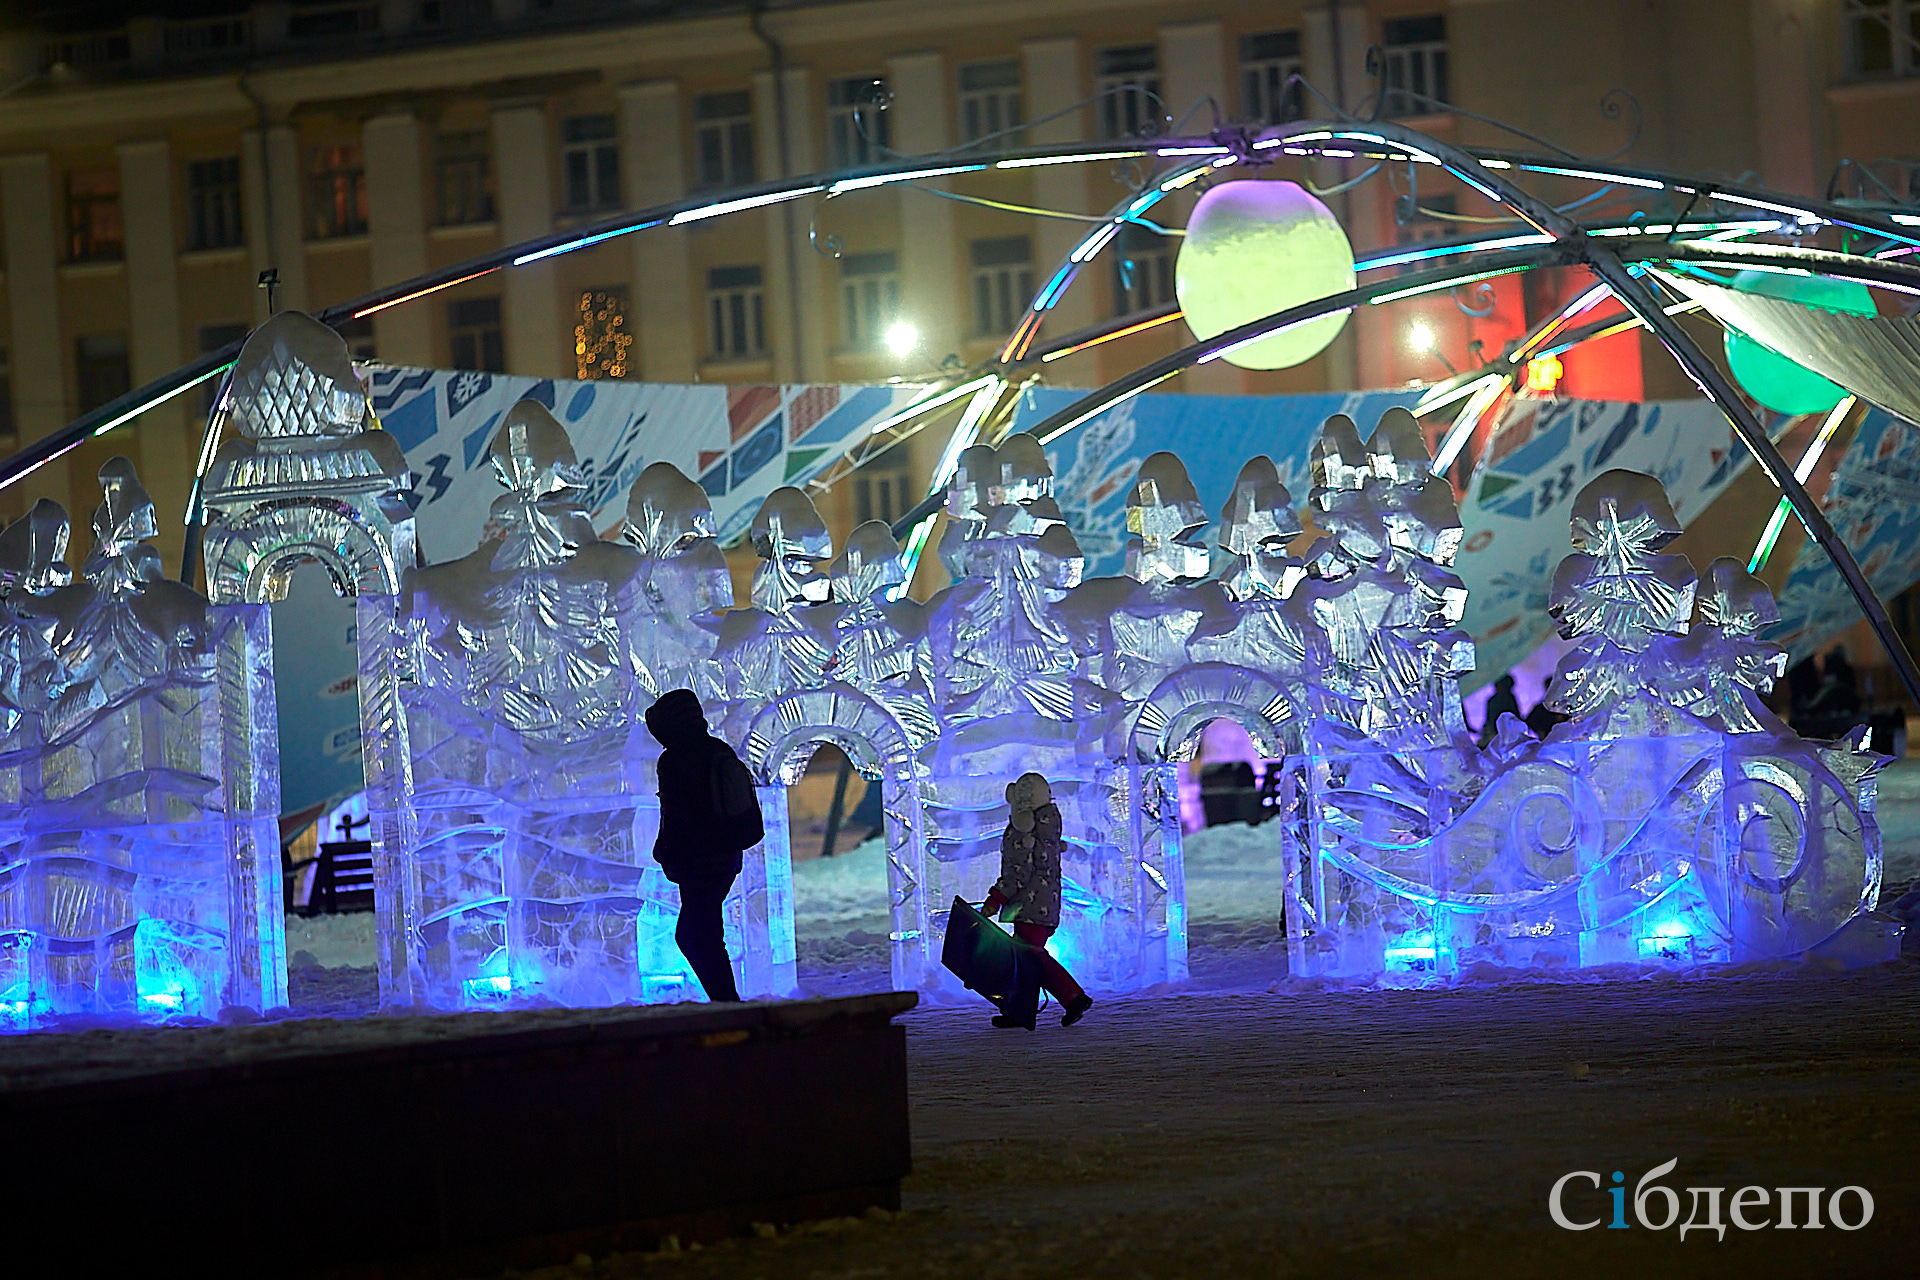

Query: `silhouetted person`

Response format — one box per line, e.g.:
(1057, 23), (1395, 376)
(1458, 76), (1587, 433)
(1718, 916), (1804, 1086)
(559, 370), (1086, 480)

(980, 773), (1093, 1029)
(1525, 676), (1568, 741)
(1786, 657), (1821, 730)
(1823, 646), (1860, 719)
(1479, 674), (1520, 747)
(645, 688), (763, 1003)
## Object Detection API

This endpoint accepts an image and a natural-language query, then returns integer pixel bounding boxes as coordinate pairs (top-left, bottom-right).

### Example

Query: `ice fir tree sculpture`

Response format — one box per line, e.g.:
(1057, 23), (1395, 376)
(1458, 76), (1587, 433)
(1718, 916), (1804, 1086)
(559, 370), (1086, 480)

(0, 462), (283, 1027)
(621, 460), (732, 704)
(1546, 468), (1699, 731)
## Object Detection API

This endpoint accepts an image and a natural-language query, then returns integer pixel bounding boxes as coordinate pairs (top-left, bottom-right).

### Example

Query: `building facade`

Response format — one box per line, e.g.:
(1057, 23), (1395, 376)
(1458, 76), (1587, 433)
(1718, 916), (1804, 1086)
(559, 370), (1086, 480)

(0, 0), (1914, 571)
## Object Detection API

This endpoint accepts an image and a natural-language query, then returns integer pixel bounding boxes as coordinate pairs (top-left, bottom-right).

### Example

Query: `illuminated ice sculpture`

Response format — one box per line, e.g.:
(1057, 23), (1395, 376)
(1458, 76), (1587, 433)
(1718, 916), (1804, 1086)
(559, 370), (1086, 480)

(0, 465), (284, 1028)
(358, 402), (796, 1009)
(1288, 459), (1885, 980)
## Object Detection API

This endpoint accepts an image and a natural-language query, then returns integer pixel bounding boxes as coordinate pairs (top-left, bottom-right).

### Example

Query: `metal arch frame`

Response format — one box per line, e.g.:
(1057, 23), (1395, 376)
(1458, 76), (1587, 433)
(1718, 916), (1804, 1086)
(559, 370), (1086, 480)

(923, 118), (1920, 705)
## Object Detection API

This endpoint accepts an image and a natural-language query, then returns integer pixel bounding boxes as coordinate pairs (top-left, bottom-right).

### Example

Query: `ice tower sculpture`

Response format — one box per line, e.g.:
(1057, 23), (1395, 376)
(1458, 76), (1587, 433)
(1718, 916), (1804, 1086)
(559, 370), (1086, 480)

(200, 311), (417, 603)
(361, 401), (795, 1008)
(0, 463), (283, 1028)
(1287, 463), (1884, 980)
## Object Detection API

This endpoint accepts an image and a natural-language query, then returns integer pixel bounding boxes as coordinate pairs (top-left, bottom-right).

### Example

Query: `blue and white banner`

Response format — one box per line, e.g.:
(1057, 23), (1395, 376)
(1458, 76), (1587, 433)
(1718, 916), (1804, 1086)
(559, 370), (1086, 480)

(364, 366), (930, 563)
(1772, 407), (1920, 665)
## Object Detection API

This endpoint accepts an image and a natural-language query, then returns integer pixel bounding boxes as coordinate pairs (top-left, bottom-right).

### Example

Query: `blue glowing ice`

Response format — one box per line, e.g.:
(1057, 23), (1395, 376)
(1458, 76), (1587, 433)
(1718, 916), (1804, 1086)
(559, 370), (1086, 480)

(360, 402), (795, 1010)
(0, 465), (284, 1029)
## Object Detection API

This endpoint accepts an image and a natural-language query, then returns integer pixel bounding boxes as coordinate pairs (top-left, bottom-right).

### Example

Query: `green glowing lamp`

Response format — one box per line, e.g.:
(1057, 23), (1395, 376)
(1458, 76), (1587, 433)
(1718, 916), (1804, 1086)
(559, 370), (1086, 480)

(1722, 269), (1875, 416)
(1175, 180), (1354, 369)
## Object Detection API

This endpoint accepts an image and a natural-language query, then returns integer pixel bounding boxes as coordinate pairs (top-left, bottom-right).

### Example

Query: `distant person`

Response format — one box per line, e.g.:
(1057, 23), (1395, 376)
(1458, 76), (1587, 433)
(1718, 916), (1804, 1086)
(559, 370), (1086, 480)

(1824, 646), (1861, 718)
(645, 688), (763, 1003)
(980, 773), (1093, 1029)
(1479, 674), (1520, 747)
(1525, 676), (1568, 741)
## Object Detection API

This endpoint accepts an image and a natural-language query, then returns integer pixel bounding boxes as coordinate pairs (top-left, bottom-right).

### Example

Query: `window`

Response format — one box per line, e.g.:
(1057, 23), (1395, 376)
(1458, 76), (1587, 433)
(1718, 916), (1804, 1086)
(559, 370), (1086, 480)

(855, 458), (911, 526)
(449, 297), (505, 372)
(1847, 1), (1920, 77)
(958, 60), (1022, 144)
(707, 266), (766, 360)
(332, 317), (375, 361)
(839, 252), (900, 350)
(1241, 31), (1303, 126)
(75, 334), (130, 415)
(288, 4), (378, 40)
(1096, 46), (1160, 140)
(562, 114), (620, 211)
(199, 324), (249, 413)
(187, 157), (243, 251)
(418, 0), (493, 25)
(1380, 16), (1449, 116)
(436, 131), (494, 226)
(971, 236), (1034, 335)
(66, 167), (122, 262)
(695, 91), (755, 190)
(828, 77), (890, 169)
(1111, 224), (1174, 315)
(575, 289), (633, 379)
(308, 144), (367, 239)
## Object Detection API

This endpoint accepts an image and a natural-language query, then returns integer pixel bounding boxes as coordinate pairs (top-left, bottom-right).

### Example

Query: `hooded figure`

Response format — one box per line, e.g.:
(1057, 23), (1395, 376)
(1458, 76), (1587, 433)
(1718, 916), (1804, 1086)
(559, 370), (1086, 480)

(645, 687), (756, 1002)
(980, 772), (1093, 1028)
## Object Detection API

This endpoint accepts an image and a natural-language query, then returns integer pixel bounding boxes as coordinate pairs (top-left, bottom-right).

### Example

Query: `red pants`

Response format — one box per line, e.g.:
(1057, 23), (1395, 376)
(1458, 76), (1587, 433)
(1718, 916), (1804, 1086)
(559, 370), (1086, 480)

(1013, 922), (1086, 1004)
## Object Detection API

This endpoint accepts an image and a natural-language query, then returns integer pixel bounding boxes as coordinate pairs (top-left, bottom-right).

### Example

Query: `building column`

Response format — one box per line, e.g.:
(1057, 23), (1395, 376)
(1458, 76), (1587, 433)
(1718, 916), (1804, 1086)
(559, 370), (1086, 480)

(887, 52), (960, 370)
(116, 138), (193, 569)
(754, 65), (826, 383)
(1159, 20), (1243, 396)
(1750, 0), (1823, 196)
(619, 79), (697, 383)
(491, 99), (565, 379)
(1302, 2), (1367, 391)
(1022, 38), (1095, 337)
(242, 124), (311, 323)
(0, 151), (69, 517)
(362, 111), (433, 367)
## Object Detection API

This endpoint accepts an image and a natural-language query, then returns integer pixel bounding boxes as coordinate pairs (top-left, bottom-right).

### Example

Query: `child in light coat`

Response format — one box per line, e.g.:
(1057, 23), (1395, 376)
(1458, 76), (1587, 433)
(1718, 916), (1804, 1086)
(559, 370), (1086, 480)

(980, 773), (1094, 1029)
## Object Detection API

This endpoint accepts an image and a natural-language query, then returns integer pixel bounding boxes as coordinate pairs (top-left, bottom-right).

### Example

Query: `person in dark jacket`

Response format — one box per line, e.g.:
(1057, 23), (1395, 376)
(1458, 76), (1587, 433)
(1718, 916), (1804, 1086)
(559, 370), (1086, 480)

(644, 688), (749, 1002)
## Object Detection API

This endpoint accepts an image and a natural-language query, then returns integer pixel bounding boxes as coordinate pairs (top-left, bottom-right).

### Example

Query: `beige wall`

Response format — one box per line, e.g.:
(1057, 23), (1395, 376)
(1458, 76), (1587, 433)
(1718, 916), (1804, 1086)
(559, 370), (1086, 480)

(0, 0), (1914, 561)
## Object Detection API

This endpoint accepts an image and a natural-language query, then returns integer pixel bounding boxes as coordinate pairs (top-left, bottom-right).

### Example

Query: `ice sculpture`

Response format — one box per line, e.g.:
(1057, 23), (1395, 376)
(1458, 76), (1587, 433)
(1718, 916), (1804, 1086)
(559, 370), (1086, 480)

(361, 400), (794, 1009)
(1288, 461), (1884, 980)
(200, 311), (416, 602)
(0, 463), (283, 1028)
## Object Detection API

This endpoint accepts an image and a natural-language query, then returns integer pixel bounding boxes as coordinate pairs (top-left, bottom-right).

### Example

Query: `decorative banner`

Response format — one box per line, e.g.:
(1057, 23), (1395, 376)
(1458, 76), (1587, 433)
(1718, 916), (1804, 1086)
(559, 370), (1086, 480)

(1772, 407), (1920, 665)
(269, 563), (366, 820)
(1454, 398), (1751, 688)
(1006, 387), (1424, 575)
(364, 367), (931, 563)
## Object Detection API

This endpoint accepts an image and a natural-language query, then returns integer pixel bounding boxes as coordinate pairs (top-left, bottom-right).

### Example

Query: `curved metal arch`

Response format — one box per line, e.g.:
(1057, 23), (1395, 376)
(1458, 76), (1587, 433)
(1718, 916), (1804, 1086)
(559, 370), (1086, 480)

(962, 116), (1920, 706)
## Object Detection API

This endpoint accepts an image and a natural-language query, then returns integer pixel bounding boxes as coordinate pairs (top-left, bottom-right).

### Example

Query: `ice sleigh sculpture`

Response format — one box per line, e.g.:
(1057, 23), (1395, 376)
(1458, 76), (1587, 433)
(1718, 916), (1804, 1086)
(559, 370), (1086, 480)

(1288, 465), (1885, 980)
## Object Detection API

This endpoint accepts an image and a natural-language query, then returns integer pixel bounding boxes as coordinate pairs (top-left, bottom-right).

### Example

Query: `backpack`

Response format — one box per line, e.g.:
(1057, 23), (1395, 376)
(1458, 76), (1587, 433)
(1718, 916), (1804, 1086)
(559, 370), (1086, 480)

(707, 749), (765, 852)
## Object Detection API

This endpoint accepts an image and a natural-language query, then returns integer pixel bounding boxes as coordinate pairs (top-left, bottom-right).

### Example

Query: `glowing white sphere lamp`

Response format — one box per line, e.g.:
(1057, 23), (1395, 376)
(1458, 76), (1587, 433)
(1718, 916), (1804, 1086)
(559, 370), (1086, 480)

(1175, 179), (1355, 369)
(1408, 320), (1436, 353)
(885, 321), (919, 358)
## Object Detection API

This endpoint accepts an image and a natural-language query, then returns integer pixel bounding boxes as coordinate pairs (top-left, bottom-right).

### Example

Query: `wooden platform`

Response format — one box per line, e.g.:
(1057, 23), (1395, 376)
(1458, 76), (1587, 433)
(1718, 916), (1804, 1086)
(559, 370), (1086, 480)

(0, 993), (916, 1276)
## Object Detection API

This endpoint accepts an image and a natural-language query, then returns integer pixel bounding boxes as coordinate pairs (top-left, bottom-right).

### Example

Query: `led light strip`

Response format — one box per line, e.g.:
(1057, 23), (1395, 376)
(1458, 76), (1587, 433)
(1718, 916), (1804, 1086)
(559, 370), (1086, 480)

(1749, 396), (1857, 573)
(1430, 373), (1510, 472)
